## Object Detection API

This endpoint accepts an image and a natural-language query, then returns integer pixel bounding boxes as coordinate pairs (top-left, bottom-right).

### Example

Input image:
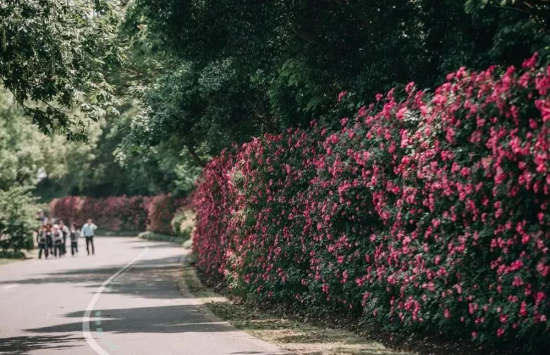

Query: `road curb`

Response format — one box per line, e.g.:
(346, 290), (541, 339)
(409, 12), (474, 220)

(176, 253), (233, 322)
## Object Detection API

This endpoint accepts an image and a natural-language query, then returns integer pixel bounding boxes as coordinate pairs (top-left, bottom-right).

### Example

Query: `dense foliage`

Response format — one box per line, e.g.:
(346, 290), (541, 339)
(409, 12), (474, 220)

(49, 195), (150, 232)
(0, 90), (49, 251)
(34, 109), (200, 200)
(193, 56), (550, 349)
(30, 5), (202, 199)
(146, 194), (188, 235)
(0, 91), (46, 191)
(49, 194), (187, 235)
(0, 187), (37, 252)
(2, 0), (550, 351)
(0, 89), (154, 202)
(0, 0), (121, 138)
(171, 207), (195, 239)
(123, 0), (550, 163)
(0, 2), (197, 248)
(3, 1), (550, 202)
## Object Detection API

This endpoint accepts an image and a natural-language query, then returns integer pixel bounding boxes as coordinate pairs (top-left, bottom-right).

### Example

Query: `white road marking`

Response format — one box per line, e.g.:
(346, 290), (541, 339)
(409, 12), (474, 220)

(3, 284), (18, 290)
(82, 248), (149, 355)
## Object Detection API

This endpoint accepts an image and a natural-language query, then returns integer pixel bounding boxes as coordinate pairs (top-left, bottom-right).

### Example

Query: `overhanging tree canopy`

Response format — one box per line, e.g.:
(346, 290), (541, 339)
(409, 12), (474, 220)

(0, 0), (121, 138)
(123, 0), (550, 161)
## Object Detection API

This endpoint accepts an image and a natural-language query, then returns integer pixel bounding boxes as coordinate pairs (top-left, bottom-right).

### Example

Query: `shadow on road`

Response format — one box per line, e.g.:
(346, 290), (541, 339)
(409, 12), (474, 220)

(0, 255), (191, 300)
(0, 334), (83, 354)
(27, 305), (231, 335)
(1, 240), (281, 354)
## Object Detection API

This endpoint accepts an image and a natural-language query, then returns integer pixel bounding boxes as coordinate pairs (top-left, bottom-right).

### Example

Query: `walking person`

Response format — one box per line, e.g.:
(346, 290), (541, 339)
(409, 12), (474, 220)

(69, 223), (80, 256)
(45, 224), (54, 256)
(35, 210), (48, 247)
(37, 226), (49, 259)
(81, 219), (97, 255)
(52, 225), (64, 258)
(59, 221), (70, 256)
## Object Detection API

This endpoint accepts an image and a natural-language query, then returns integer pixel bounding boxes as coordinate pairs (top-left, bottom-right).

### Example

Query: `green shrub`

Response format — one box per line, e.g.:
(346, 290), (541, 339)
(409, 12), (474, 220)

(171, 208), (195, 239)
(0, 187), (39, 252)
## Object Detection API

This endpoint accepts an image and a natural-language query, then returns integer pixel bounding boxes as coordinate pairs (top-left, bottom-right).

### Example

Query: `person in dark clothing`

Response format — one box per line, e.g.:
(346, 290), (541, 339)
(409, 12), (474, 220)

(70, 223), (80, 256)
(52, 225), (64, 257)
(37, 226), (48, 259)
(45, 224), (53, 256)
(59, 221), (70, 256)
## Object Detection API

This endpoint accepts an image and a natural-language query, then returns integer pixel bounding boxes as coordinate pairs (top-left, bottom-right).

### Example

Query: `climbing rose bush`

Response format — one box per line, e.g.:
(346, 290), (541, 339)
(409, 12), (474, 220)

(50, 195), (188, 234)
(50, 195), (151, 231)
(50, 195), (186, 234)
(146, 194), (189, 235)
(193, 54), (550, 349)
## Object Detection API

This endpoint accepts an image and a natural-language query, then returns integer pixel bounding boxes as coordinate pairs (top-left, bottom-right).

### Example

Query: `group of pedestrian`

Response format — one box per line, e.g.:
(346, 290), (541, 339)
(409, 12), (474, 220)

(36, 213), (97, 259)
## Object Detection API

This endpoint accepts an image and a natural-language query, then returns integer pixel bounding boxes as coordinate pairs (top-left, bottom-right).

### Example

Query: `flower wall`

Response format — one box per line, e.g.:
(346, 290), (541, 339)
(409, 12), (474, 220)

(49, 194), (186, 234)
(193, 55), (550, 347)
(147, 194), (190, 235)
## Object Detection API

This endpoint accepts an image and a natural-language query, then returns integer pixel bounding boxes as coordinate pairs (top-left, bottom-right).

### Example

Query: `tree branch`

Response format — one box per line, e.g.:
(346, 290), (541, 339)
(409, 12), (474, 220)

(185, 144), (205, 167)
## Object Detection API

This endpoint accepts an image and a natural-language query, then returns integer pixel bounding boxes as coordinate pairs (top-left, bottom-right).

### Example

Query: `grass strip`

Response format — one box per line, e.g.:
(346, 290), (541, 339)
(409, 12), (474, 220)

(180, 258), (414, 355)
(138, 231), (188, 245)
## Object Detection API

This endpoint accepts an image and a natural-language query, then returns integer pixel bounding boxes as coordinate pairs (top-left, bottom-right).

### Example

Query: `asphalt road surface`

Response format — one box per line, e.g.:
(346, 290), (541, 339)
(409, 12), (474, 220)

(0, 237), (288, 355)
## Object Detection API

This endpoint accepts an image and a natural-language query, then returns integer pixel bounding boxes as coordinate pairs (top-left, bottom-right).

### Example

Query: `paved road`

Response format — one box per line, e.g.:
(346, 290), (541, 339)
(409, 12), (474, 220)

(0, 237), (287, 355)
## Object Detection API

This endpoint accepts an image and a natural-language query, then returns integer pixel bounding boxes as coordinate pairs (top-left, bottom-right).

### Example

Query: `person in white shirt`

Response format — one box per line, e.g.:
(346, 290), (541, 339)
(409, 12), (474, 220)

(81, 219), (97, 255)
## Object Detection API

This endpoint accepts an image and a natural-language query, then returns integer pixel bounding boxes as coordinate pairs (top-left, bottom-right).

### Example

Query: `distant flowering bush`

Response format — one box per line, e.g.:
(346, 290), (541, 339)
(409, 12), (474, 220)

(49, 196), (85, 226)
(50, 195), (151, 231)
(147, 194), (189, 235)
(193, 54), (550, 349)
(50, 195), (187, 235)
